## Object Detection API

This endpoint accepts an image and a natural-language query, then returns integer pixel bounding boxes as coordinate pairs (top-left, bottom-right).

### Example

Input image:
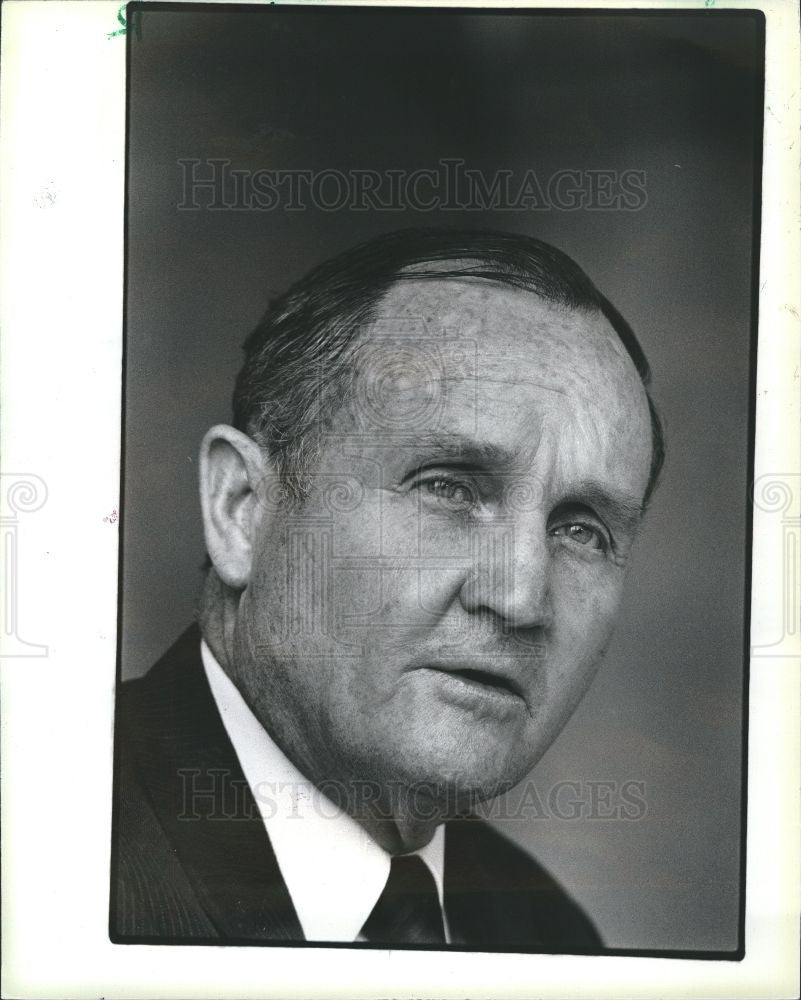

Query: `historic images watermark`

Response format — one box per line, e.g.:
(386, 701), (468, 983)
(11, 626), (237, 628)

(178, 158), (648, 213)
(177, 768), (648, 823)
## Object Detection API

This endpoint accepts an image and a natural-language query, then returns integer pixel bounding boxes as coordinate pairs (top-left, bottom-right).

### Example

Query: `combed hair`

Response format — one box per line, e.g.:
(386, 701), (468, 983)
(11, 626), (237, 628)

(233, 228), (665, 505)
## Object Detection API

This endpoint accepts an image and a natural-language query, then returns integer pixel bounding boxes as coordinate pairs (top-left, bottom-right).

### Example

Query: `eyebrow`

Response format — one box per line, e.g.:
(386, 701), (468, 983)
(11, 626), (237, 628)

(561, 480), (645, 535)
(407, 433), (520, 469)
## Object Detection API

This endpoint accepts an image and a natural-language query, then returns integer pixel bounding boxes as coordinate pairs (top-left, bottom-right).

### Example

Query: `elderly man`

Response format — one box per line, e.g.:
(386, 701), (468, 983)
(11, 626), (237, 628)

(111, 228), (663, 950)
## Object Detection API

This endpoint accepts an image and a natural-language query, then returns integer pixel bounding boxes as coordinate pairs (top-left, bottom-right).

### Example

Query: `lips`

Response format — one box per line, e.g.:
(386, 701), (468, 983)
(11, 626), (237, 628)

(423, 663), (526, 701)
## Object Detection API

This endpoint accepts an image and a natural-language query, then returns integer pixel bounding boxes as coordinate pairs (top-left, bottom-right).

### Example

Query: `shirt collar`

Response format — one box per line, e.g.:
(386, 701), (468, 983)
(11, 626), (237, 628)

(200, 639), (446, 943)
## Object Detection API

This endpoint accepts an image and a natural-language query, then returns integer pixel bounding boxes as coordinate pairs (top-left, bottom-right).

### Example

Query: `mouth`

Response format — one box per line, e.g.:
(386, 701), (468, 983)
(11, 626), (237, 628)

(426, 665), (525, 703)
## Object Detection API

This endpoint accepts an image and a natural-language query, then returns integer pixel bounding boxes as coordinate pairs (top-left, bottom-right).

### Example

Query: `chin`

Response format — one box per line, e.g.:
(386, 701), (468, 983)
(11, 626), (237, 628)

(376, 742), (535, 812)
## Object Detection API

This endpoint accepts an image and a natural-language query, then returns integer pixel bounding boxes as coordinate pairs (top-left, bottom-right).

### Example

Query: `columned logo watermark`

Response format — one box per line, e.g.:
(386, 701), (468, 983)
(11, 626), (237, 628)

(751, 474), (800, 656)
(1, 474), (48, 657)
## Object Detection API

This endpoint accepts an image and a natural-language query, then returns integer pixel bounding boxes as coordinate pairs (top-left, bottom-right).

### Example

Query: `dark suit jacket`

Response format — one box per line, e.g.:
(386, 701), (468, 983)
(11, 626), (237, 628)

(110, 625), (604, 951)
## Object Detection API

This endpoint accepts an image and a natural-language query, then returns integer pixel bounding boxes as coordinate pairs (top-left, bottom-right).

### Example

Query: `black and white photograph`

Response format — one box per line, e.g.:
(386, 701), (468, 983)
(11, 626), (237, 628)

(112, 2), (761, 956)
(1, 2), (798, 998)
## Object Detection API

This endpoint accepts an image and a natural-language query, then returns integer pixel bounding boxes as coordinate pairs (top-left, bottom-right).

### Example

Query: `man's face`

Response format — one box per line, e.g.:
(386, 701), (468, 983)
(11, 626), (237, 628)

(234, 279), (652, 803)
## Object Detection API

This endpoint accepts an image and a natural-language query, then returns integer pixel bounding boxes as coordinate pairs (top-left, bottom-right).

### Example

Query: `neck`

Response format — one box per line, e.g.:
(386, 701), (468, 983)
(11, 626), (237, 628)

(198, 569), (239, 673)
(313, 777), (444, 854)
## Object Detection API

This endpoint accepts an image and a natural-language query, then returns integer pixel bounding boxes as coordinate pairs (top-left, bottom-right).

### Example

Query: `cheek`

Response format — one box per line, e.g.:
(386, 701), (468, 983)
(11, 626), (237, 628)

(349, 563), (461, 640)
(551, 560), (624, 672)
(527, 567), (621, 744)
(354, 499), (466, 624)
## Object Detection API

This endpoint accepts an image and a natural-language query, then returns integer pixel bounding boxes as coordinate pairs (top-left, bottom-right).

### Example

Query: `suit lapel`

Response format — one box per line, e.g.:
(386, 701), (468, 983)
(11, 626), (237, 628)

(443, 815), (604, 953)
(444, 817), (509, 949)
(125, 625), (304, 941)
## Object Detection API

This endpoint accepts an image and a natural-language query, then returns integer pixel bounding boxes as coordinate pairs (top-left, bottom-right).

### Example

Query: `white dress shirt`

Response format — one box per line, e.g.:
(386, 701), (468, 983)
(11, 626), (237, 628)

(200, 640), (449, 943)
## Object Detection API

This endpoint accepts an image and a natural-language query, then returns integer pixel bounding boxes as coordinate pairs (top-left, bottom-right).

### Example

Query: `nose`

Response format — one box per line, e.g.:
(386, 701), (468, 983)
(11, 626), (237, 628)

(458, 516), (553, 630)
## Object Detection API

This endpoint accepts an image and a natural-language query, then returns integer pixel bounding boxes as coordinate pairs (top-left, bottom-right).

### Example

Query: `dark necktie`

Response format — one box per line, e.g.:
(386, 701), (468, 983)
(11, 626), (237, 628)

(360, 854), (446, 945)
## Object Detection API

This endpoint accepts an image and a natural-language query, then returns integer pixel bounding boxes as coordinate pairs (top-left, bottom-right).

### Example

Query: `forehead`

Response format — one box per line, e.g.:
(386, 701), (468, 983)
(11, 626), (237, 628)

(338, 277), (652, 498)
(372, 277), (632, 389)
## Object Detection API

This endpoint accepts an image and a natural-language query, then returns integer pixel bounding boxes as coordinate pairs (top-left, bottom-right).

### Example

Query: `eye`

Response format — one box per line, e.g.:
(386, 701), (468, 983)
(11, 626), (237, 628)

(420, 475), (478, 512)
(550, 521), (608, 552)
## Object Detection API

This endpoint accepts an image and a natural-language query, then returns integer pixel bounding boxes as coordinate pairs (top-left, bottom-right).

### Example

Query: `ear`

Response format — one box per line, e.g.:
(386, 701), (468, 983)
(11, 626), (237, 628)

(198, 424), (273, 590)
